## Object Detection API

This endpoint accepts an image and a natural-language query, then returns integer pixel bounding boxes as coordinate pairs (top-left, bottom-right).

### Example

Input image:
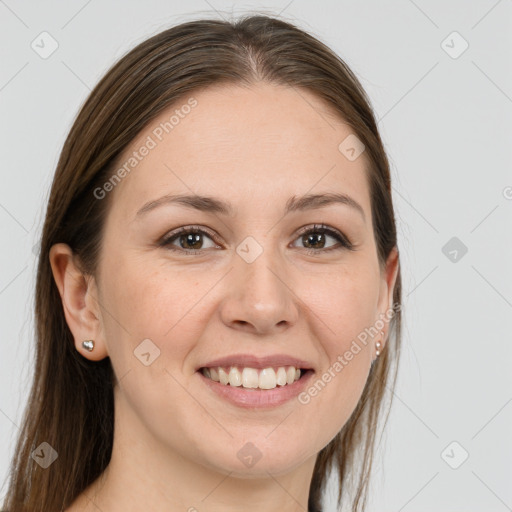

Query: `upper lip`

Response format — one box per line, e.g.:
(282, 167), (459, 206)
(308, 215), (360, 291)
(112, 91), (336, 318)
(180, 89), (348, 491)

(197, 353), (314, 371)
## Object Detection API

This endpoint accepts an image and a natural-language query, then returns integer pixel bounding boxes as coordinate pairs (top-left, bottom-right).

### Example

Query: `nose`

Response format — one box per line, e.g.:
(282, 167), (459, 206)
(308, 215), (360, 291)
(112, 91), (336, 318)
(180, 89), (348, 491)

(219, 247), (299, 336)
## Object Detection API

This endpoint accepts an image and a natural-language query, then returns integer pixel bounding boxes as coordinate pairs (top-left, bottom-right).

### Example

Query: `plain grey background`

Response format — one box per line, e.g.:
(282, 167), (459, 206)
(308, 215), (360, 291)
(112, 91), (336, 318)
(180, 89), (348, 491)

(1, 1), (511, 510)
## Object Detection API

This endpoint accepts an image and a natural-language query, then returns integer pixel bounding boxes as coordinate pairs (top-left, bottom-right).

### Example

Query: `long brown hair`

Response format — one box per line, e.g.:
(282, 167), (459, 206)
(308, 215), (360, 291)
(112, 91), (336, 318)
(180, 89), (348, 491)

(2, 14), (402, 512)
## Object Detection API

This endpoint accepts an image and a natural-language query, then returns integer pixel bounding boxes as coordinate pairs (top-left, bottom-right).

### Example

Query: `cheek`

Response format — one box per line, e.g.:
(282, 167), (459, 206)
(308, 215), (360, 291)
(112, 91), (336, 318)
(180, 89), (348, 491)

(302, 263), (379, 351)
(96, 259), (224, 459)
(295, 266), (378, 426)
(98, 255), (216, 371)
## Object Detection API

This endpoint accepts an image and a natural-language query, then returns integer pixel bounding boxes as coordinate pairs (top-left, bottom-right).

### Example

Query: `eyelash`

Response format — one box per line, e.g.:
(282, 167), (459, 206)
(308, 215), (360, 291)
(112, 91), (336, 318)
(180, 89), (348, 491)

(159, 224), (355, 255)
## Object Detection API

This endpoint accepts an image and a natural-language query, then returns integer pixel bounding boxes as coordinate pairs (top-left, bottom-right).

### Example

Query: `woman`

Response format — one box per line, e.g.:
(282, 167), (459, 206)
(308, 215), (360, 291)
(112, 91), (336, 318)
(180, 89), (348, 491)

(2, 14), (402, 512)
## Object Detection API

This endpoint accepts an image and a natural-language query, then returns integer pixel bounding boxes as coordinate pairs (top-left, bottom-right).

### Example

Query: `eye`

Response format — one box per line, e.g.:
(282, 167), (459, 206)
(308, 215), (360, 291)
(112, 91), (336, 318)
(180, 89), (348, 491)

(291, 224), (354, 252)
(159, 226), (219, 253)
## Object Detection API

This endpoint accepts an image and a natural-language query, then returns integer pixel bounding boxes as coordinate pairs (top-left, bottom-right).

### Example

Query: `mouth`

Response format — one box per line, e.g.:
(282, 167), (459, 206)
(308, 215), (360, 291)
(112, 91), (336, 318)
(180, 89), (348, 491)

(197, 361), (315, 409)
(199, 365), (312, 391)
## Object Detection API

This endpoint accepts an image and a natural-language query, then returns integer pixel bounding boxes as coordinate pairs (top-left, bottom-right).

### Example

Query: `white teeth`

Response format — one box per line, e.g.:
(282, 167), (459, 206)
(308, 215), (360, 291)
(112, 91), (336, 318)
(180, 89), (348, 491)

(228, 367), (242, 387)
(259, 368), (277, 389)
(218, 367), (229, 385)
(202, 365), (305, 389)
(209, 367), (219, 382)
(242, 368), (259, 388)
(276, 367), (287, 386)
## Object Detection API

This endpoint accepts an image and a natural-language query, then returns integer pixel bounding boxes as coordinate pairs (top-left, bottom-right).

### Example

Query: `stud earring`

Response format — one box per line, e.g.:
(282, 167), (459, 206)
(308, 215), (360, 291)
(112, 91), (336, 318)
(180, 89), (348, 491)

(375, 330), (384, 357)
(82, 340), (95, 352)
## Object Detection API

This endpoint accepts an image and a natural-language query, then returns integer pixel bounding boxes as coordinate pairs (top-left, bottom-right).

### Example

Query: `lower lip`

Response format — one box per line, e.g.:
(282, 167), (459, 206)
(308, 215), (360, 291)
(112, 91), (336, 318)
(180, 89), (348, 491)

(198, 370), (314, 409)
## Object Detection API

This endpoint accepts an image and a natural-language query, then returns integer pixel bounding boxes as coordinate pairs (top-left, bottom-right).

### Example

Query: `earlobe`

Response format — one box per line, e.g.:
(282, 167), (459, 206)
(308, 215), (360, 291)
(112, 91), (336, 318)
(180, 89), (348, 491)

(49, 243), (108, 361)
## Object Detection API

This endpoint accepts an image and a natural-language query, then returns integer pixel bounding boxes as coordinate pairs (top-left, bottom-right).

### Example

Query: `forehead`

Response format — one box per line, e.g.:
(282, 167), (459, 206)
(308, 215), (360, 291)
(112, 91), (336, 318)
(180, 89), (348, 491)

(107, 83), (371, 220)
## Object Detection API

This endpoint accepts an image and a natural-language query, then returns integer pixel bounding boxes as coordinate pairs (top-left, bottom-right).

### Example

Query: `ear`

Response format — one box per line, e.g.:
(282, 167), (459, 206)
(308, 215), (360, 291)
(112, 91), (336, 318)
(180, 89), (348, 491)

(49, 243), (108, 361)
(375, 246), (400, 353)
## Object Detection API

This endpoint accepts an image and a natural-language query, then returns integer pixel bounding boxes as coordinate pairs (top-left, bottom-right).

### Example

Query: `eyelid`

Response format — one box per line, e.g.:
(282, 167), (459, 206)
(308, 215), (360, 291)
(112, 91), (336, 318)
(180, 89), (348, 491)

(159, 225), (222, 248)
(293, 223), (355, 251)
(295, 223), (344, 240)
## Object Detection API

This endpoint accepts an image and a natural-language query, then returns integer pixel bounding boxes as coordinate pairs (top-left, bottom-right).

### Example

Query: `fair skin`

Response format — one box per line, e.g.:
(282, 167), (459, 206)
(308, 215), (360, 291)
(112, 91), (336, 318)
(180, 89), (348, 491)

(50, 82), (399, 512)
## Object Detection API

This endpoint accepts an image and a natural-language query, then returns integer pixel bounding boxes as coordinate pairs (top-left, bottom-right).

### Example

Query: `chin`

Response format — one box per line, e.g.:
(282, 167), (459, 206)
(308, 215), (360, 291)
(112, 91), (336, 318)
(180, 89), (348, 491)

(196, 436), (314, 478)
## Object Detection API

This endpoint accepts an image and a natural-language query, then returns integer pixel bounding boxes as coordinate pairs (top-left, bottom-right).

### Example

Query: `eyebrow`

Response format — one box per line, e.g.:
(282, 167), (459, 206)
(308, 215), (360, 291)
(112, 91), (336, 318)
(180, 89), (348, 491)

(135, 192), (366, 222)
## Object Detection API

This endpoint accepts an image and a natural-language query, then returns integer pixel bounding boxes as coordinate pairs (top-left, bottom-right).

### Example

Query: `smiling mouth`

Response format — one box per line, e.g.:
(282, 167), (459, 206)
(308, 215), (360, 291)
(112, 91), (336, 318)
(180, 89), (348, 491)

(200, 365), (312, 390)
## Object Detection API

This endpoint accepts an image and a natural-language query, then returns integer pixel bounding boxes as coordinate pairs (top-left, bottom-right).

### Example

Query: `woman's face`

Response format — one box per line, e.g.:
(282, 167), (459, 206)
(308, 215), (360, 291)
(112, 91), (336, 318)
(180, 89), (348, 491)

(76, 83), (398, 477)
